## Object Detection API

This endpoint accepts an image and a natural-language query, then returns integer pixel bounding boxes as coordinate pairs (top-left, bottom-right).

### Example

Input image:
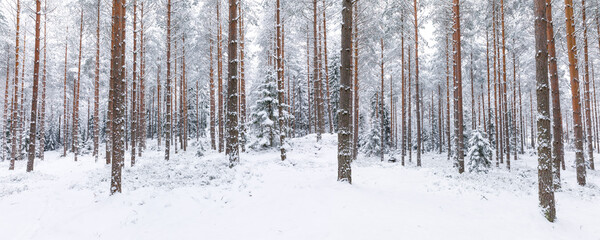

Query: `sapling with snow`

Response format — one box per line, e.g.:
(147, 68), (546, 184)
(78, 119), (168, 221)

(467, 130), (492, 173)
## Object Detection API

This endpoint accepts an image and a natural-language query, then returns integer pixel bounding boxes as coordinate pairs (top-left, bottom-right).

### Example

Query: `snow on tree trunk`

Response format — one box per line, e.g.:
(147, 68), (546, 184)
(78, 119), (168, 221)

(226, 0), (240, 167)
(533, 0), (556, 221)
(338, 0), (353, 183)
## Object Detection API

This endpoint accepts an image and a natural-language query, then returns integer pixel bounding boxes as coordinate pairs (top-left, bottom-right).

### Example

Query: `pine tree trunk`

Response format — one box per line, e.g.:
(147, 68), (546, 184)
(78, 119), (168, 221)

(110, 0), (127, 194)
(131, 0), (138, 166)
(37, 0), (48, 161)
(408, 46), (412, 163)
(26, 0), (42, 172)
(564, 0), (587, 185)
(275, 0), (286, 161)
(165, 0), (172, 161)
(2, 48), (10, 163)
(414, 0), (422, 167)
(322, 0), (333, 134)
(313, 0), (323, 141)
(226, 0), (240, 166)
(501, 0), (510, 170)
(352, 4), (359, 161)
(217, 1), (224, 153)
(210, 33), (216, 150)
(9, 0), (21, 170)
(581, 0), (595, 170)
(306, 29), (312, 135)
(338, 0), (353, 183)
(545, 0), (563, 188)
(453, 0), (464, 173)
(139, 2), (146, 154)
(446, 34), (451, 161)
(63, 30), (69, 159)
(401, 12), (406, 165)
(93, 0), (101, 161)
(240, 7), (247, 151)
(380, 39), (385, 162)
(72, 9), (84, 162)
(533, 0), (556, 221)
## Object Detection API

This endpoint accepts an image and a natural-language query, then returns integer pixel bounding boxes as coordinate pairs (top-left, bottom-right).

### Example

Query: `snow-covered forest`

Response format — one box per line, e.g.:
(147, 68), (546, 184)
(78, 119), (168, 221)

(0, 0), (599, 239)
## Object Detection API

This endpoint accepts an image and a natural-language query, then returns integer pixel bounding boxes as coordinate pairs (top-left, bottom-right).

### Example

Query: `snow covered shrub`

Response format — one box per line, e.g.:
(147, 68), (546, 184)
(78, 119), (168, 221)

(467, 130), (493, 173)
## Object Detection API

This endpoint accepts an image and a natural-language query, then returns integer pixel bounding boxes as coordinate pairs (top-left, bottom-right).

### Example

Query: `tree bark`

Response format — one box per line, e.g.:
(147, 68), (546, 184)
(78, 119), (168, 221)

(38, 0), (48, 161)
(226, 0), (240, 166)
(545, 0), (563, 188)
(165, 0), (172, 161)
(453, 0), (464, 173)
(414, 0), (422, 167)
(338, 0), (353, 183)
(276, 0), (286, 161)
(26, 0), (42, 172)
(533, 0), (556, 222)
(581, 0), (595, 170)
(9, 0), (20, 170)
(110, 0), (127, 194)
(564, 0), (587, 185)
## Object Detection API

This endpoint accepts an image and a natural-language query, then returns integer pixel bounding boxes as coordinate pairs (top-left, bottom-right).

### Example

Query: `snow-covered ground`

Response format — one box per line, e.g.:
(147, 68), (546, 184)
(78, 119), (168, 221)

(0, 134), (599, 240)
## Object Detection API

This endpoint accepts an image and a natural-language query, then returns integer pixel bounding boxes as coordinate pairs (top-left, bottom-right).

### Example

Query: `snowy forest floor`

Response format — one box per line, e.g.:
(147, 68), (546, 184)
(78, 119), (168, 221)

(0, 134), (599, 240)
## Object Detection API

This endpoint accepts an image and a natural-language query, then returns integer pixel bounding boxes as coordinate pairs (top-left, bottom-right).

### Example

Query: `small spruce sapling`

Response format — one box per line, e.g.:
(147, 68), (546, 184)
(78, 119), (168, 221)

(467, 129), (493, 173)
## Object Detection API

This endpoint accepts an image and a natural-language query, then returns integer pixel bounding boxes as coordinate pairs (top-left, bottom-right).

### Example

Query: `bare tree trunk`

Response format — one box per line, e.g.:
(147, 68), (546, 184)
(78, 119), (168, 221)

(226, 0), (240, 166)
(564, 0), (587, 185)
(446, 34), (451, 161)
(131, 0), (138, 166)
(313, 0), (323, 141)
(9, 0), (21, 170)
(352, 3), (359, 161)
(93, 0), (101, 162)
(582, 0), (595, 170)
(210, 32), (216, 150)
(408, 46), (412, 163)
(157, 65), (161, 149)
(380, 39), (385, 162)
(110, 0), (127, 194)
(63, 29), (69, 159)
(338, 0), (353, 183)
(322, 0), (333, 134)
(26, 0), (43, 172)
(217, 1), (224, 153)
(453, 0), (464, 173)
(37, 0), (48, 161)
(401, 12), (406, 165)
(533, 0), (556, 221)
(306, 28), (312, 135)
(72, 9), (84, 162)
(414, 0), (422, 167)
(139, 2), (146, 154)
(545, 0), (563, 188)
(240, 6), (247, 151)
(2, 48), (10, 163)
(165, 0), (172, 161)
(275, 0), (286, 161)
(501, 0), (510, 170)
